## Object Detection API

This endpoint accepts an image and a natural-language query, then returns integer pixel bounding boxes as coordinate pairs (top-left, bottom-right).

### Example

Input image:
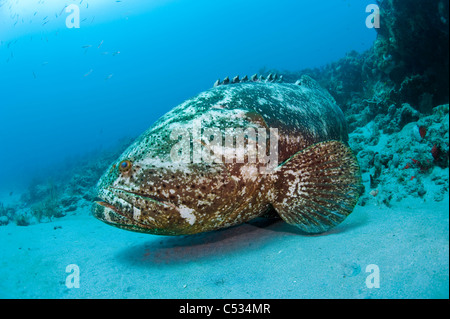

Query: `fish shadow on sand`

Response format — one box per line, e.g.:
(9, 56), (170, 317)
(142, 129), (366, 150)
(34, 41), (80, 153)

(116, 219), (284, 267)
(116, 213), (367, 267)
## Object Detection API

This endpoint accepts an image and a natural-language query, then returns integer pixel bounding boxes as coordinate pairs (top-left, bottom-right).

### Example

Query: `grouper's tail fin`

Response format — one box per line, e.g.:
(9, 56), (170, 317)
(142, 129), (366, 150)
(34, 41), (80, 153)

(272, 140), (363, 234)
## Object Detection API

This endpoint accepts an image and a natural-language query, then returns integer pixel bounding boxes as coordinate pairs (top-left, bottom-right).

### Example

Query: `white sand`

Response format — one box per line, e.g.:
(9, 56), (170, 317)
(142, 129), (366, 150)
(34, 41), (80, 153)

(0, 195), (448, 299)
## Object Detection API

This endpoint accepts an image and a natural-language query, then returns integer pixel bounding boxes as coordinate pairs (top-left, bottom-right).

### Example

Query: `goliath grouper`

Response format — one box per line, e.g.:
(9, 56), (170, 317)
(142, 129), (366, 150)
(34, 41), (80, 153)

(92, 75), (362, 235)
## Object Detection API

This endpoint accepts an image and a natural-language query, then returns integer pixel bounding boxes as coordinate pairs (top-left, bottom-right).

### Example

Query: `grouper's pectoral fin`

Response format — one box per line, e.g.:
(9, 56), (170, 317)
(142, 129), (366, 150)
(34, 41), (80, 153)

(272, 140), (363, 234)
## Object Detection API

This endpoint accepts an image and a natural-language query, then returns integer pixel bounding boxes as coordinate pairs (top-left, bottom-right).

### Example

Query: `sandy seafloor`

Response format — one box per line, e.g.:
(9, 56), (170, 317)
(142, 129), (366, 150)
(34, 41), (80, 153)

(0, 191), (448, 299)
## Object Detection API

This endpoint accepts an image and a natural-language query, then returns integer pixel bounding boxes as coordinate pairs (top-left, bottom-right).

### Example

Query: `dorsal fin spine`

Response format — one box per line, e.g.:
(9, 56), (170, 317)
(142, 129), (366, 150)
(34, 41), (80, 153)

(213, 74), (284, 87)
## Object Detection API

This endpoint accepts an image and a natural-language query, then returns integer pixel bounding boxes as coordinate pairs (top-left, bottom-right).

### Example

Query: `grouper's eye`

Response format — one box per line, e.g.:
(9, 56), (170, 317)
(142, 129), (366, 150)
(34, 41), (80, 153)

(119, 160), (132, 173)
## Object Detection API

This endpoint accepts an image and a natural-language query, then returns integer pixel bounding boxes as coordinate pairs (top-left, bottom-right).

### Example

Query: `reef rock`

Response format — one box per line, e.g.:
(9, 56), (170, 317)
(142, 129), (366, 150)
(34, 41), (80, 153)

(350, 104), (449, 207)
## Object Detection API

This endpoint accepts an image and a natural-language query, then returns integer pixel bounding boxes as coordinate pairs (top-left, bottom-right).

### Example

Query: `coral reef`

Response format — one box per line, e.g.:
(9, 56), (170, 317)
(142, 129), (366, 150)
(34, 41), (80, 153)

(350, 104), (449, 207)
(30, 183), (63, 223)
(376, 0), (449, 108)
(0, 202), (15, 226)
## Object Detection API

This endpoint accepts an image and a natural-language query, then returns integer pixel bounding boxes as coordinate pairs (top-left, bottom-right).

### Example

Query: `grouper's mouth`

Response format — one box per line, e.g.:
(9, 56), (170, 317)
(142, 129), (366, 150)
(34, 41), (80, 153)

(92, 187), (178, 232)
(111, 187), (177, 208)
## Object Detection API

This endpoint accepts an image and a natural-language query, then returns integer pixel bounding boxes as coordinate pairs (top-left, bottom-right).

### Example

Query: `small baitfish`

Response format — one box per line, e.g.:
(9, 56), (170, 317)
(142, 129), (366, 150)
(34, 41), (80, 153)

(92, 74), (362, 235)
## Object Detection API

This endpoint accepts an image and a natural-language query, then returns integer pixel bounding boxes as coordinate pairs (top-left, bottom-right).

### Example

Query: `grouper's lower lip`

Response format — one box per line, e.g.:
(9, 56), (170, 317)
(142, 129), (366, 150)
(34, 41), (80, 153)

(92, 200), (154, 233)
(92, 199), (133, 224)
(95, 200), (127, 218)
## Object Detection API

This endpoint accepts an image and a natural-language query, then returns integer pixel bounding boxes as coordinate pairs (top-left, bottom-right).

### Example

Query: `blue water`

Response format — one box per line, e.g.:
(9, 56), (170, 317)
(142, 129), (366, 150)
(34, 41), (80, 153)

(0, 0), (376, 191)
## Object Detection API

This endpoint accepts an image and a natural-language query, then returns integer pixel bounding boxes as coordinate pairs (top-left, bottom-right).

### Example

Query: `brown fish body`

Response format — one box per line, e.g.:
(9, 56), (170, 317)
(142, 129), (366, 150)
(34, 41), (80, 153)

(93, 75), (362, 235)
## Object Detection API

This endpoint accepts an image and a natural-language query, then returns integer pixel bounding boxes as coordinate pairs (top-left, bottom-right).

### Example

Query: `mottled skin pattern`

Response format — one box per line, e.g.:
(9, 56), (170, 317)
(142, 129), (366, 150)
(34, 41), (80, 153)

(92, 75), (362, 235)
